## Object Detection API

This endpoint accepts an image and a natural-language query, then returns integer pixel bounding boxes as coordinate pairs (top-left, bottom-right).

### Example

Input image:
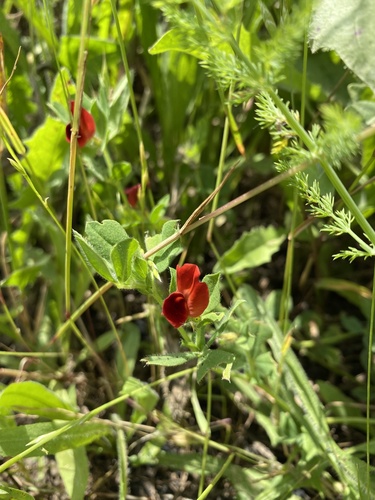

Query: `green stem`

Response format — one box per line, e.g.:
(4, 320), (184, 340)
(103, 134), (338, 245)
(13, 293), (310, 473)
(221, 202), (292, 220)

(207, 87), (231, 242)
(0, 366), (196, 475)
(0, 149), (16, 267)
(366, 263), (375, 490)
(268, 89), (375, 247)
(197, 453), (235, 500)
(279, 188), (299, 332)
(109, 0), (151, 210)
(198, 372), (212, 496)
(0, 290), (30, 349)
(51, 281), (114, 344)
(300, 27), (308, 131)
(65, 0), (92, 316)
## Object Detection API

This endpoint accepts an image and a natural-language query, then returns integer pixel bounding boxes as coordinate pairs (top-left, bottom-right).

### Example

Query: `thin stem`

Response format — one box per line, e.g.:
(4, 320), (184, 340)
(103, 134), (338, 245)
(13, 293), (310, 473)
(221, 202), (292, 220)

(109, 0), (151, 210)
(144, 162), (309, 260)
(279, 188), (299, 332)
(0, 290), (31, 350)
(197, 453), (235, 500)
(268, 89), (375, 247)
(300, 27), (308, 131)
(207, 88), (231, 242)
(50, 281), (114, 344)
(198, 372), (212, 496)
(65, 0), (92, 316)
(79, 157), (97, 220)
(0, 367), (195, 475)
(366, 262), (375, 491)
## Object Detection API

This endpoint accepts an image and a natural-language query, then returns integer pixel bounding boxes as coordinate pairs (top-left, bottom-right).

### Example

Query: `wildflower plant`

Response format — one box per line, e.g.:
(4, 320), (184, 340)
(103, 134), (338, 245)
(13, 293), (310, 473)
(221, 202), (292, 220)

(1, 0), (375, 498)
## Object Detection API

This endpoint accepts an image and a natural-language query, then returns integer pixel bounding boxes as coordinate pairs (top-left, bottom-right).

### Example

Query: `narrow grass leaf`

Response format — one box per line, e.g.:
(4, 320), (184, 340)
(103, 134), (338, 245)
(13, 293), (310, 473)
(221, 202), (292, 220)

(116, 427), (128, 499)
(0, 485), (34, 500)
(141, 352), (199, 367)
(56, 447), (89, 500)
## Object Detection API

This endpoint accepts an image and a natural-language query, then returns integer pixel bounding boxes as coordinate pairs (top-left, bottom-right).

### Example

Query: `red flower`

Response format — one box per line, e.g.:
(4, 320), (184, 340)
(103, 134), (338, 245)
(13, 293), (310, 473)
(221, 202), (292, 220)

(162, 264), (209, 328)
(66, 101), (96, 147)
(125, 183), (141, 207)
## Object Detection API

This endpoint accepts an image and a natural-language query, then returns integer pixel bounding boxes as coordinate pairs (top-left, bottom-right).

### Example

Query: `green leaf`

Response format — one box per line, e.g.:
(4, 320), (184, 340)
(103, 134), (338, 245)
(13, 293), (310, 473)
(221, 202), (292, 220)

(116, 426), (128, 499)
(56, 447), (88, 500)
(0, 422), (110, 457)
(84, 220), (129, 261)
(146, 220), (183, 272)
(58, 36), (119, 84)
(149, 194), (170, 225)
(149, 28), (204, 58)
(111, 238), (140, 286)
(111, 161), (132, 181)
(222, 362), (233, 382)
(0, 256), (50, 290)
(203, 272), (221, 313)
(0, 485), (34, 500)
(141, 352), (199, 367)
(12, 0), (56, 49)
(0, 381), (75, 419)
(309, 0), (375, 92)
(214, 226), (286, 274)
(121, 377), (159, 425)
(24, 117), (67, 183)
(197, 349), (235, 383)
(74, 231), (115, 282)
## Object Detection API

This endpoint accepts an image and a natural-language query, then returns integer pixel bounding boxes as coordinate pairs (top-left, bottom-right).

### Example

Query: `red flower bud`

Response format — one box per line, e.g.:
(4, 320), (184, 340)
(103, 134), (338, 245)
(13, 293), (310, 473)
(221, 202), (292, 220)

(125, 183), (141, 207)
(162, 264), (209, 328)
(66, 101), (96, 147)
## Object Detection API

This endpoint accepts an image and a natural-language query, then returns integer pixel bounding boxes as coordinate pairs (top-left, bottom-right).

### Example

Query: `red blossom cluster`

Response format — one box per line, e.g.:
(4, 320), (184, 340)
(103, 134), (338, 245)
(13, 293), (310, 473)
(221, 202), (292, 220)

(162, 264), (209, 328)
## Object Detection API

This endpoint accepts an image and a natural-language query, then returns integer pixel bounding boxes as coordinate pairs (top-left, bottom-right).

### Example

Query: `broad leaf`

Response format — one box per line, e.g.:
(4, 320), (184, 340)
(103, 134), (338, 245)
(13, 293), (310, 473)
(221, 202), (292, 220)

(203, 272), (222, 313)
(197, 349), (235, 383)
(24, 117), (67, 183)
(74, 232), (115, 282)
(0, 422), (110, 457)
(309, 0), (375, 92)
(214, 226), (285, 274)
(0, 381), (74, 419)
(84, 220), (128, 260)
(111, 238), (140, 286)
(149, 28), (204, 58)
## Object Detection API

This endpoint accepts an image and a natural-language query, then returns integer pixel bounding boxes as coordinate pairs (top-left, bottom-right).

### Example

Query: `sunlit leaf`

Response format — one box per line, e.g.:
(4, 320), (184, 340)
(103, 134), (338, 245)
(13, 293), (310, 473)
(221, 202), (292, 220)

(309, 0), (375, 92)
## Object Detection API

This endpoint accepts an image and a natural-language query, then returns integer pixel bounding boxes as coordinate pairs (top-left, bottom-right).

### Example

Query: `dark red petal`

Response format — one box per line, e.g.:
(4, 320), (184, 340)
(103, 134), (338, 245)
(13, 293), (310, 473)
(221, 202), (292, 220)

(65, 123), (72, 143)
(66, 101), (96, 147)
(125, 184), (141, 207)
(187, 281), (209, 317)
(78, 107), (96, 146)
(162, 292), (189, 328)
(176, 264), (201, 297)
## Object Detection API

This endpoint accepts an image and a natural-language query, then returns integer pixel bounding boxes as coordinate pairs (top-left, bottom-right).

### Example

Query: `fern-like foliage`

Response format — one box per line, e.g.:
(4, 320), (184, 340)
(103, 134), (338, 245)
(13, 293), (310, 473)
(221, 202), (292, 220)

(153, 0), (314, 98)
(298, 178), (375, 261)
